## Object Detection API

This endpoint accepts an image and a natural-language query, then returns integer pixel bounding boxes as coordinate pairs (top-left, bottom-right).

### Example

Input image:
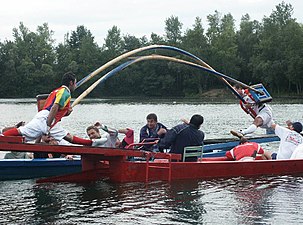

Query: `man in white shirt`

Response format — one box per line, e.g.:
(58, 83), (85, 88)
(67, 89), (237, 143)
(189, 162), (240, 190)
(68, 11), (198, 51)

(272, 121), (303, 159)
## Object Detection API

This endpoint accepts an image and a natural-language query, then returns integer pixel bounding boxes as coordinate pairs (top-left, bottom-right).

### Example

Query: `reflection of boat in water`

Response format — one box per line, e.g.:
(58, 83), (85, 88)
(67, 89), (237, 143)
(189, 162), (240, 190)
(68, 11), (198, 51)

(2, 134), (301, 184)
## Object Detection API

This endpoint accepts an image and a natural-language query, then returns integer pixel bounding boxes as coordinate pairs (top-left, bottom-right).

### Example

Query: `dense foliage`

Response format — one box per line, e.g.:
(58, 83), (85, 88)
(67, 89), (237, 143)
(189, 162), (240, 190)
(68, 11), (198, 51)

(0, 2), (302, 98)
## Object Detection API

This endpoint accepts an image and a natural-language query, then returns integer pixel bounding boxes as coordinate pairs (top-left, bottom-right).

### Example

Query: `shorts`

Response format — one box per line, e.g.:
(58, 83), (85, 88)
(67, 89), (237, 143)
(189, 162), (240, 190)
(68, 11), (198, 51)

(257, 105), (273, 128)
(19, 110), (68, 142)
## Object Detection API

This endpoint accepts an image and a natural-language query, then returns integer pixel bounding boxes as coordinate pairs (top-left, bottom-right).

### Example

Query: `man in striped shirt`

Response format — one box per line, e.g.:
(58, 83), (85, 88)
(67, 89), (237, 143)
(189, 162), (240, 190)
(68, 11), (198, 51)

(3, 72), (104, 146)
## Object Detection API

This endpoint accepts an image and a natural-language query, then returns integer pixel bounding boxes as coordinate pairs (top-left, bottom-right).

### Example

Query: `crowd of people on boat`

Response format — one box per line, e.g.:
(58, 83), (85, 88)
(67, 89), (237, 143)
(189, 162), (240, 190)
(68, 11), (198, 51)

(1, 71), (303, 162)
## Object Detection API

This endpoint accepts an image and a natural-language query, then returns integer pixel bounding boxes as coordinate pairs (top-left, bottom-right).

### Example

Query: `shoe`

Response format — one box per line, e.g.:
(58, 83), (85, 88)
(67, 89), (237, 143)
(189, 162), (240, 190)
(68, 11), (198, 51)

(230, 130), (244, 138)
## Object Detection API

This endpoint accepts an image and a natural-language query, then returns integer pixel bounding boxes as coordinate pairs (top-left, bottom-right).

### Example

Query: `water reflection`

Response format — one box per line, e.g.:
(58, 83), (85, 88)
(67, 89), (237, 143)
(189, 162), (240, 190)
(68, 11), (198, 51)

(1, 176), (303, 224)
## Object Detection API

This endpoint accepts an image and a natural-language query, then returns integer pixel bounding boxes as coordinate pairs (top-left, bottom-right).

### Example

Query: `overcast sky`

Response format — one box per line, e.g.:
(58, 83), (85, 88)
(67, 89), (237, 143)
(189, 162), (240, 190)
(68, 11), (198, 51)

(0, 0), (302, 46)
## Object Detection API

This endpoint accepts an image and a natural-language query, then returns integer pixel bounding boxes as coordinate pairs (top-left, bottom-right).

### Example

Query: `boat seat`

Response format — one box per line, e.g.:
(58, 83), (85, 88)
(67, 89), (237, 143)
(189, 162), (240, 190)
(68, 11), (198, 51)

(183, 145), (203, 162)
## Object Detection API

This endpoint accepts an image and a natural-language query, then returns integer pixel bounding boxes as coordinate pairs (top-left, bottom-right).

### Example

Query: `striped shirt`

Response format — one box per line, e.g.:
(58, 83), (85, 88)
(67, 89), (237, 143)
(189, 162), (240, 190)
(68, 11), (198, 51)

(43, 85), (71, 122)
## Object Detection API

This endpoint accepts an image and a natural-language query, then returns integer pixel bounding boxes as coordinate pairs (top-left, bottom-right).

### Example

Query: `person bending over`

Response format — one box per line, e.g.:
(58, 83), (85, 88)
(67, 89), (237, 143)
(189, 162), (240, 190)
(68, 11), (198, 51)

(226, 137), (271, 161)
(2, 72), (101, 147)
(158, 114), (205, 161)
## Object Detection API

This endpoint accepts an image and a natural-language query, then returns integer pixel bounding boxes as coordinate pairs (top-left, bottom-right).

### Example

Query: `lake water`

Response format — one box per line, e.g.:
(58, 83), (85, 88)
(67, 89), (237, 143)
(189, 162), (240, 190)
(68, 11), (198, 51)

(0, 99), (303, 224)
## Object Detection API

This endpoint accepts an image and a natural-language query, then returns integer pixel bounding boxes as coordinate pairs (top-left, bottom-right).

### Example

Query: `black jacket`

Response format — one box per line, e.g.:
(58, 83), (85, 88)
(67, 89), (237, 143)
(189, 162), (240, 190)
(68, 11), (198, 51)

(158, 123), (204, 156)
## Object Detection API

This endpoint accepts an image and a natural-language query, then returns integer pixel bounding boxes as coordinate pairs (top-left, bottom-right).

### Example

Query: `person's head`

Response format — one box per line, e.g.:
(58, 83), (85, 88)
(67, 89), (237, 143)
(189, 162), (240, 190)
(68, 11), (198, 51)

(86, 126), (101, 139)
(146, 113), (158, 129)
(41, 135), (59, 145)
(62, 71), (77, 92)
(290, 122), (303, 133)
(189, 114), (204, 129)
(234, 84), (245, 96)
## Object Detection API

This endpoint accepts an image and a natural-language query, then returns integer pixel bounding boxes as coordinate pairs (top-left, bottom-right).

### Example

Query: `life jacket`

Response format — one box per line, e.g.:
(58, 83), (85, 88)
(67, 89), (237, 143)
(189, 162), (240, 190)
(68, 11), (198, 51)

(42, 86), (71, 128)
(226, 142), (264, 161)
(239, 89), (257, 118)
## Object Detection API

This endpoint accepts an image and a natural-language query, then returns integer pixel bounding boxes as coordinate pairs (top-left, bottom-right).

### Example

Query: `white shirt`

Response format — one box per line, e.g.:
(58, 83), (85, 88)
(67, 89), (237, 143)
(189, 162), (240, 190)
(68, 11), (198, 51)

(291, 144), (303, 159)
(275, 125), (303, 159)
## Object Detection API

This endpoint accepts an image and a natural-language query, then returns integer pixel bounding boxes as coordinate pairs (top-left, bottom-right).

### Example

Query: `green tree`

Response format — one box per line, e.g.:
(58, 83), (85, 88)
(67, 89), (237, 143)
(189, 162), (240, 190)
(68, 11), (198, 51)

(236, 14), (261, 84)
(150, 32), (165, 45)
(0, 41), (18, 97)
(103, 25), (123, 58)
(206, 11), (240, 89)
(66, 25), (101, 78)
(251, 2), (298, 94)
(123, 34), (142, 51)
(182, 17), (210, 95)
(165, 15), (183, 45)
(9, 22), (56, 96)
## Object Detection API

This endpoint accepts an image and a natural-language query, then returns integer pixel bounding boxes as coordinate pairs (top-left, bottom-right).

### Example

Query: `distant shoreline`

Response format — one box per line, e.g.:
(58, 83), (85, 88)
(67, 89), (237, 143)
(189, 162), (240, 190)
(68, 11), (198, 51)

(0, 96), (302, 104)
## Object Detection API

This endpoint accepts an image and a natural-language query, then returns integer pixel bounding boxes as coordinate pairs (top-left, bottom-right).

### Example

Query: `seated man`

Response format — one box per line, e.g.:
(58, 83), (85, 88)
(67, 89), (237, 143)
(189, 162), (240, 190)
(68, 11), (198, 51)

(140, 113), (167, 151)
(157, 114), (204, 161)
(86, 125), (110, 147)
(226, 136), (271, 161)
(94, 122), (134, 149)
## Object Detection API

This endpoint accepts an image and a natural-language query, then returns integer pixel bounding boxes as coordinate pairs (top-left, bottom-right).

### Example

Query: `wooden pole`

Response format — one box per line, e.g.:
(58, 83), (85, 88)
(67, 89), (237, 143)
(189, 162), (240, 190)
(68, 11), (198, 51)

(72, 55), (256, 107)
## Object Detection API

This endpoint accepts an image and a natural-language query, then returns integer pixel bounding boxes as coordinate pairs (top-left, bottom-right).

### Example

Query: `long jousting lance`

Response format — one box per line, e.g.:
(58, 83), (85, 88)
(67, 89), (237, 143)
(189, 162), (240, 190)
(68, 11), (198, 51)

(75, 45), (260, 98)
(72, 54), (254, 108)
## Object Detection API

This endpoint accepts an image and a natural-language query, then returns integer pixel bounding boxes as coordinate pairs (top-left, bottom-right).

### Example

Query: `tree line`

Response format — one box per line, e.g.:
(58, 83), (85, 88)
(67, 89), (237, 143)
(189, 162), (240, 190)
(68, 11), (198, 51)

(0, 2), (302, 98)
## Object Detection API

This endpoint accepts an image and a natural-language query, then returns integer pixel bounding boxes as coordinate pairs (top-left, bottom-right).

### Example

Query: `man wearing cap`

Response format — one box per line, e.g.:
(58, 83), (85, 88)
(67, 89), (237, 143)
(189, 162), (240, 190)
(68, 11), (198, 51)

(271, 121), (303, 159)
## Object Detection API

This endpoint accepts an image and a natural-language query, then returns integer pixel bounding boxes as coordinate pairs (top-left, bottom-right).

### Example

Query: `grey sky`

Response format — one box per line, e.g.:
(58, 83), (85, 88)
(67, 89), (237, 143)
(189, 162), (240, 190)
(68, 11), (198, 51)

(0, 0), (302, 46)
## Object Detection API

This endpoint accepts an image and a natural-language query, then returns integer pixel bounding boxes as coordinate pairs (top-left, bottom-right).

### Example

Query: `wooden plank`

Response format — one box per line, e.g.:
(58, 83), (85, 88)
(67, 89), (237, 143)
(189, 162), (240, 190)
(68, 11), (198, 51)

(0, 141), (181, 160)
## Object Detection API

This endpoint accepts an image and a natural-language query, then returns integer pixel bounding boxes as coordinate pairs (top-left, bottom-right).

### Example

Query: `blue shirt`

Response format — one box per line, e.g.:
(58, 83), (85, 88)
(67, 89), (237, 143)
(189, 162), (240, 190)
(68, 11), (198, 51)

(140, 122), (167, 151)
(139, 122), (167, 142)
(158, 123), (204, 157)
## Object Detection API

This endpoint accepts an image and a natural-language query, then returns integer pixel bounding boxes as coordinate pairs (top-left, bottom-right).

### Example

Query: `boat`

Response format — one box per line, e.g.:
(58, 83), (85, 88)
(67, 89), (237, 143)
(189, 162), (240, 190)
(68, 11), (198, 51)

(1, 134), (299, 183)
(0, 134), (278, 181)
(0, 158), (82, 181)
(203, 134), (279, 157)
